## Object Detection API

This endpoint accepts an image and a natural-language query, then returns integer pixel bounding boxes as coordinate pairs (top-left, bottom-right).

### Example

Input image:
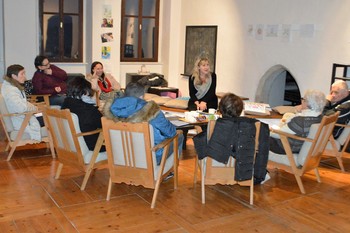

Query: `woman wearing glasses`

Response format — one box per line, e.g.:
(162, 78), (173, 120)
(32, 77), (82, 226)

(32, 55), (68, 106)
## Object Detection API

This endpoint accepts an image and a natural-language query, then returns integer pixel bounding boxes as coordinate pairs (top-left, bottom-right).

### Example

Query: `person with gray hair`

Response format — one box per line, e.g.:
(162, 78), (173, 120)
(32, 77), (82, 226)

(270, 89), (326, 154)
(324, 80), (350, 138)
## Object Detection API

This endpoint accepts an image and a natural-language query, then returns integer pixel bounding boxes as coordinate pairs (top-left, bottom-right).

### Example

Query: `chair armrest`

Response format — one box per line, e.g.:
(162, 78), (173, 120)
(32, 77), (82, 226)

(270, 128), (313, 142)
(27, 94), (51, 106)
(1, 111), (38, 118)
(335, 123), (350, 128)
(152, 130), (183, 152)
(76, 128), (102, 137)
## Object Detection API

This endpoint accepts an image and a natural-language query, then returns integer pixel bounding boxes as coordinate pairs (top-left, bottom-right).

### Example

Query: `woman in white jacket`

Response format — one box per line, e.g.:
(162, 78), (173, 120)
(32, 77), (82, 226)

(1, 64), (42, 141)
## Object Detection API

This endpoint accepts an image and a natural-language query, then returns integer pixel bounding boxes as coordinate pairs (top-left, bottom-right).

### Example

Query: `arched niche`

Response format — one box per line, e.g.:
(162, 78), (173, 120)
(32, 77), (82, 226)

(255, 65), (301, 107)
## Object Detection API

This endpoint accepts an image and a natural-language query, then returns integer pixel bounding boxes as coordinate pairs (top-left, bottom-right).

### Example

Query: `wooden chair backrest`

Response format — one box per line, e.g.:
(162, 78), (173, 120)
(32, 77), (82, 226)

(204, 120), (261, 186)
(281, 112), (339, 174)
(337, 122), (350, 152)
(44, 108), (87, 172)
(101, 117), (157, 189)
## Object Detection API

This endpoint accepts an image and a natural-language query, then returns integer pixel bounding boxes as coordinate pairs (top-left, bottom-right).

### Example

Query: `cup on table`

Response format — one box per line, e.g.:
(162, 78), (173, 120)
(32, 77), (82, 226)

(185, 111), (197, 123)
(208, 108), (217, 114)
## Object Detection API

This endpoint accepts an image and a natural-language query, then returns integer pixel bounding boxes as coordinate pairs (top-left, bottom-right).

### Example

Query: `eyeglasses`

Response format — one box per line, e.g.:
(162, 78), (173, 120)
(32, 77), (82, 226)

(41, 62), (50, 66)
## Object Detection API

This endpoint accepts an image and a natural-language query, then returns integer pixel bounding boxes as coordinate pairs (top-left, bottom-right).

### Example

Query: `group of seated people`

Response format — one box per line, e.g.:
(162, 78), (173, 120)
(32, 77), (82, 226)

(1, 54), (349, 183)
(31, 56), (122, 106)
(1, 60), (184, 165)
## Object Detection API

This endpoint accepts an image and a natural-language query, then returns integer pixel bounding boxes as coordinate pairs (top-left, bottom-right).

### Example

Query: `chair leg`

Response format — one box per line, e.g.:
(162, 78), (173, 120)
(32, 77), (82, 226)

(249, 178), (254, 205)
(151, 175), (162, 209)
(201, 160), (205, 204)
(7, 146), (17, 161)
(81, 168), (93, 191)
(151, 146), (169, 209)
(7, 113), (32, 161)
(55, 163), (63, 179)
(314, 168), (321, 183)
(47, 135), (56, 159)
(5, 142), (10, 152)
(81, 132), (104, 191)
(106, 178), (112, 201)
(294, 174), (306, 194)
(193, 156), (199, 185)
(173, 136), (179, 190)
(335, 153), (345, 172)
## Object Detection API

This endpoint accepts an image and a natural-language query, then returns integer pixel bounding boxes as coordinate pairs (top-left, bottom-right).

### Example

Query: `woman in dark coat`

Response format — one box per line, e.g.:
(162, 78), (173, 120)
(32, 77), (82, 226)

(61, 77), (105, 151)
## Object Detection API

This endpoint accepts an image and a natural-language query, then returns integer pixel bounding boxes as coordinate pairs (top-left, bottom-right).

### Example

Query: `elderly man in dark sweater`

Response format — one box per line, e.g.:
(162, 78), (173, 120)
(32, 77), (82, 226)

(324, 80), (350, 138)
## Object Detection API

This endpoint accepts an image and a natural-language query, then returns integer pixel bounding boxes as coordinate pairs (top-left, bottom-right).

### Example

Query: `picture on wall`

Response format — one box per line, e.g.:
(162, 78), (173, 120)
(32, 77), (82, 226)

(184, 26), (217, 76)
(101, 46), (111, 59)
(101, 32), (114, 43)
(101, 5), (113, 28)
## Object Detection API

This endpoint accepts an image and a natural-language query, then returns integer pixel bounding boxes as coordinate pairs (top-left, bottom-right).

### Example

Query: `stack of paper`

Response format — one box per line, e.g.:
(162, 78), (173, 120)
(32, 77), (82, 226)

(244, 102), (271, 116)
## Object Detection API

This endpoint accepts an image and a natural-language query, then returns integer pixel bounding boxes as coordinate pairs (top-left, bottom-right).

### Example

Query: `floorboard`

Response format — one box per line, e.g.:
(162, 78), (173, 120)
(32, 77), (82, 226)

(1, 126), (350, 232)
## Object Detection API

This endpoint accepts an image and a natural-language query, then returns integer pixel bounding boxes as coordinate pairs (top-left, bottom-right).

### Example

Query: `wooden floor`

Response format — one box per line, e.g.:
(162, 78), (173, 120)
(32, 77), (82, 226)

(1, 128), (350, 233)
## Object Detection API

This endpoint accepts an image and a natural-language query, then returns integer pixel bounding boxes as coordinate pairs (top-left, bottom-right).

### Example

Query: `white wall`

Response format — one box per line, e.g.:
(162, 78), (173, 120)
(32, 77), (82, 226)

(3, 0), (39, 78)
(2, 0), (350, 101)
(177, 0), (350, 100)
(91, 0), (121, 82)
(0, 0), (4, 81)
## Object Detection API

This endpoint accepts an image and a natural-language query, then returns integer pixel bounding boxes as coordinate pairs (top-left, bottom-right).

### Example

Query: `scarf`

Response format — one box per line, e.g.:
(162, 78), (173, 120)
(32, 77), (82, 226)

(195, 75), (212, 100)
(98, 77), (112, 93)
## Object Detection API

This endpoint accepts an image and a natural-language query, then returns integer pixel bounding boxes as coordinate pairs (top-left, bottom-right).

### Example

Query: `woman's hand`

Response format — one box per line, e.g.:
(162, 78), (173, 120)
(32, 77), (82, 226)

(54, 86), (62, 93)
(198, 101), (207, 111)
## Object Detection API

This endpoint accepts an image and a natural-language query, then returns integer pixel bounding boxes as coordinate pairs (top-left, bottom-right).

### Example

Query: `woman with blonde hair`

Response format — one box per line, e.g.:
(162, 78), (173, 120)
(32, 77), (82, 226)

(188, 57), (218, 111)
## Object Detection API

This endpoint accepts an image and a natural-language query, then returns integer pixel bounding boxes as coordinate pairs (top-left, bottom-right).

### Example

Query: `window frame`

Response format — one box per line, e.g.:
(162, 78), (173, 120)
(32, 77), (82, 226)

(120, 0), (159, 62)
(39, 0), (83, 63)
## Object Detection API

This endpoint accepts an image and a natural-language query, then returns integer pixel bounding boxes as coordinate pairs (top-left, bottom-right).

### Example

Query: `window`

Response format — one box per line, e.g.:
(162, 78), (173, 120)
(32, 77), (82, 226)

(39, 0), (83, 62)
(121, 0), (159, 62)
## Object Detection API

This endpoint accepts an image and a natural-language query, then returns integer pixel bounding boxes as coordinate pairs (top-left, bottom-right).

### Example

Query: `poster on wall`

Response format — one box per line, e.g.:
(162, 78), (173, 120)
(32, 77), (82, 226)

(281, 24), (292, 42)
(101, 46), (111, 59)
(101, 5), (113, 28)
(255, 24), (264, 40)
(266, 24), (278, 37)
(184, 26), (217, 76)
(101, 32), (114, 43)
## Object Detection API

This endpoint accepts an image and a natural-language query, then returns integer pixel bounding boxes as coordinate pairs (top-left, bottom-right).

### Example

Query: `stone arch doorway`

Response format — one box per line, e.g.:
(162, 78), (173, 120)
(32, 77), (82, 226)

(255, 65), (301, 107)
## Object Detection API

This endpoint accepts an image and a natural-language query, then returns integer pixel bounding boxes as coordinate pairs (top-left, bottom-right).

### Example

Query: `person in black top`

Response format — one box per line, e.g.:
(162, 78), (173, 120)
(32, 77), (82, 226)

(188, 57), (218, 112)
(61, 77), (105, 152)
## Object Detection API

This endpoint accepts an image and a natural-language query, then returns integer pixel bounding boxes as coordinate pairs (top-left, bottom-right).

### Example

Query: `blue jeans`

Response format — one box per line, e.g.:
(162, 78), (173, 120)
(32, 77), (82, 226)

(156, 133), (184, 165)
(49, 95), (66, 106)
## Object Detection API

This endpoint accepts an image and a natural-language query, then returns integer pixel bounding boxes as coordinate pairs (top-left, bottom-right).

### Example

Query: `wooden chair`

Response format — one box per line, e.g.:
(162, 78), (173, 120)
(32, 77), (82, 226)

(0, 93), (55, 161)
(322, 121), (350, 172)
(27, 94), (51, 107)
(43, 108), (107, 190)
(199, 120), (261, 205)
(101, 117), (182, 209)
(268, 112), (339, 194)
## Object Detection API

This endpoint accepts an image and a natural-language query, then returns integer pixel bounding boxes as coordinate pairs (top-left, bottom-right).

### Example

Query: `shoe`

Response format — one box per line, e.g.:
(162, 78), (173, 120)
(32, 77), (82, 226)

(163, 172), (174, 182)
(261, 172), (271, 184)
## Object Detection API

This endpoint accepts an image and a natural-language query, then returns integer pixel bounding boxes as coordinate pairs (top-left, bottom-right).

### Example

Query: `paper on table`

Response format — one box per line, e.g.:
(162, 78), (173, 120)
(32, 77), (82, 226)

(257, 118), (281, 129)
(162, 111), (185, 118)
(170, 120), (189, 127)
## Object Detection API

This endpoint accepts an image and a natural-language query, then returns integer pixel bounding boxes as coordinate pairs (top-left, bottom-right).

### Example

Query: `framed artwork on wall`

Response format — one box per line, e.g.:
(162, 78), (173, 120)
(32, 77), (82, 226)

(184, 26), (217, 76)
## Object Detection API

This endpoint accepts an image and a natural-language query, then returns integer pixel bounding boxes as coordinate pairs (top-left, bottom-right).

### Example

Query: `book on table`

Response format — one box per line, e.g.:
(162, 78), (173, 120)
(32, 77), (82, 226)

(244, 102), (271, 116)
